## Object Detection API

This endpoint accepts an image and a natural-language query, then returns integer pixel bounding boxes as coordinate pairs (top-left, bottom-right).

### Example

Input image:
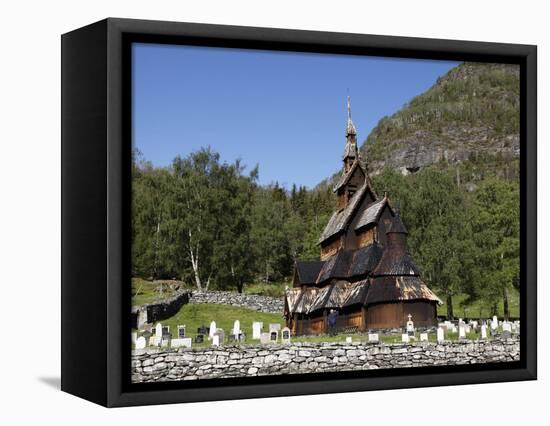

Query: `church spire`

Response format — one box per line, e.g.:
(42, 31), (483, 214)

(343, 96), (358, 172)
(346, 95), (357, 136)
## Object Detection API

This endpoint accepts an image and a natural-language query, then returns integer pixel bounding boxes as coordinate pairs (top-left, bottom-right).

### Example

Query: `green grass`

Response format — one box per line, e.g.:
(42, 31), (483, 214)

(132, 277), (191, 306)
(137, 303), (284, 347)
(436, 290), (520, 319)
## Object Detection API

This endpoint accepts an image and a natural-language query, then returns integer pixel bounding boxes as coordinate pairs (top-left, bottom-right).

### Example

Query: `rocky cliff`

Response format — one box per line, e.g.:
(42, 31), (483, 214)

(361, 62), (520, 177)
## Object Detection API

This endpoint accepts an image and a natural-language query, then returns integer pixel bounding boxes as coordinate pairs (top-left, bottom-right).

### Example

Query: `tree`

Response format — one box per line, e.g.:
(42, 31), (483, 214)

(471, 178), (519, 319)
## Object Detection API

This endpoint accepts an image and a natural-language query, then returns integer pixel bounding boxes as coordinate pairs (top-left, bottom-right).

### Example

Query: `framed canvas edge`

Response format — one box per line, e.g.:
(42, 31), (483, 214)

(86, 18), (536, 407)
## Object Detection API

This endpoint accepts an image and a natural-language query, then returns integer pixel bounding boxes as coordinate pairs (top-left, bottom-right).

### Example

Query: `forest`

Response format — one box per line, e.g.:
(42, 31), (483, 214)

(132, 147), (520, 320)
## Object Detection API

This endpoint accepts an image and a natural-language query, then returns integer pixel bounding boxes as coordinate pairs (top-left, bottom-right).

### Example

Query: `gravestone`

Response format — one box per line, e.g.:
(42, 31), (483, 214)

(281, 327), (291, 344)
(137, 308), (148, 329)
(401, 333), (410, 343)
(368, 333), (379, 343)
(346, 336), (353, 344)
(135, 336), (146, 349)
(481, 324), (488, 339)
(491, 316), (498, 330)
(155, 323), (163, 339)
(160, 335), (170, 347)
(269, 323), (281, 333)
(195, 334), (204, 344)
(162, 325), (170, 337)
(214, 328), (225, 344)
(465, 325), (471, 334)
(406, 314), (415, 336)
(502, 322), (512, 333)
(437, 327), (445, 343)
(177, 325), (186, 338)
(458, 325), (466, 339)
(131, 332), (137, 344)
(260, 332), (271, 344)
(270, 330), (278, 343)
(209, 321), (217, 340)
(420, 333), (428, 342)
(212, 335), (220, 347)
(232, 320), (241, 339)
(471, 320), (478, 330)
(171, 337), (192, 348)
(142, 329), (152, 346)
(252, 322), (263, 339)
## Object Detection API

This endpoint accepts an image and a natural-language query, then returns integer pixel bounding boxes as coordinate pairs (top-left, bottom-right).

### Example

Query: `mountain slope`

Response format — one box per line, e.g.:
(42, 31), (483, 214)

(361, 62), (520, 179)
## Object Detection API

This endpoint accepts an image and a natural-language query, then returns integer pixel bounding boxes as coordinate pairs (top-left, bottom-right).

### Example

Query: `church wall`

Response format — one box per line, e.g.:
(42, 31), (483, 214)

(376, 206), (394, 248)
(365, 301), (437, 329)
(343, 191), (377, 250)
(356, 228), (375, 248)
(320, 236), (343, 260)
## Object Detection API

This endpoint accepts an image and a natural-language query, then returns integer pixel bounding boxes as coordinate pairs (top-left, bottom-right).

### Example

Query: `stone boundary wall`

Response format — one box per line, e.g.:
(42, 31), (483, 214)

(188, 291), (284, 314)
(131, 291), (190, 328)
(132, 337), (519, 383)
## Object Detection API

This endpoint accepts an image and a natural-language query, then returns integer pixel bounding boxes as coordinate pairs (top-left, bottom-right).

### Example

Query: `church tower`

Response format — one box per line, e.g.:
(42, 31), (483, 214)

(334, 97), (368, 210)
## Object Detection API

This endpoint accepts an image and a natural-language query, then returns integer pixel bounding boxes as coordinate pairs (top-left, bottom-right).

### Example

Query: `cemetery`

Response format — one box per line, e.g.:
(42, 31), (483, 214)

(132, 306), (520, 381)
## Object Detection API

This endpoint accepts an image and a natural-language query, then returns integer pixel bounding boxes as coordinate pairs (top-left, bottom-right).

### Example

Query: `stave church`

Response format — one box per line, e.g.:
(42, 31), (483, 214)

(284, 98), (441, 335)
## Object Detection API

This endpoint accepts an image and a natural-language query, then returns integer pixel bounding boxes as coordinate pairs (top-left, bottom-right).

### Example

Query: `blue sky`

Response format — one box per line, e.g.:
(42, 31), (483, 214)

(133, 43), (458, 188)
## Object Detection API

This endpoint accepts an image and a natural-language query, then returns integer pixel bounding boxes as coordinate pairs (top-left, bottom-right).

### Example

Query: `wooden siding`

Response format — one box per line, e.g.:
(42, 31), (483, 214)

(320, 237), (343, 260)
(365, 301), (437, 329)
(356, 228), (375, 248)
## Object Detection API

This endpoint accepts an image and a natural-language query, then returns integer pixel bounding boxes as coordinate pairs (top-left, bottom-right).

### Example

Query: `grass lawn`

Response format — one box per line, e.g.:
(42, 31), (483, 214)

(436, 290), (520, 319)
(137, 303), (284, 347)
(133, 301), (508, 349)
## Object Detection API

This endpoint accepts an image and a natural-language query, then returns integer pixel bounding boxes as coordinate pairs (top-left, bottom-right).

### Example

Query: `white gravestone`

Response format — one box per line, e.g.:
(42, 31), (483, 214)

(459, 325), (466, 339)
(406, 314), (415, 335)
(232, 320), (241, 338)
(155, 323), (163, 339)
(171, 338), (192, 348)
(281, 327), (291, 344)
(209, 321), (217, 340)
(215, 329), (225, 344)
(368, 333), (379, 343)
(401, 333), (410, 343)
(481, 324), (488, 339)
(437, 327), (445, 343)
(149, 335), (159, 346)
(346, 336), (353, 343)
(212, 335), (220, 347)
(135, 336), (146, 349)
(491, 316), (498, 330)
(260, 332), (271, 344)
(131, 332), (137, 344)
(420, 333), (428, 342)
(465, 325), (471, 334)
(252, 322), (263, 339)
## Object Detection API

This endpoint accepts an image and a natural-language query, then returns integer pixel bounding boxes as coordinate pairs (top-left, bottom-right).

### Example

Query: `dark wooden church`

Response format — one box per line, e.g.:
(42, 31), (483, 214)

(284, 98), (441, 335)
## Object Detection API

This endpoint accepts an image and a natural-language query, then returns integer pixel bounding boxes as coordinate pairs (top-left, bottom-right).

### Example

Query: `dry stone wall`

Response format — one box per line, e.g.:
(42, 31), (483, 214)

(188, 291), (284, 314)
(132, 337), (519, 383)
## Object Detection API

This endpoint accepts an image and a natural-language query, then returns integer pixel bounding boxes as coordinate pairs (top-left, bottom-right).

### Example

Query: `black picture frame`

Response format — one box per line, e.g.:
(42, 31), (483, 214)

(61, 17), (537, 407)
